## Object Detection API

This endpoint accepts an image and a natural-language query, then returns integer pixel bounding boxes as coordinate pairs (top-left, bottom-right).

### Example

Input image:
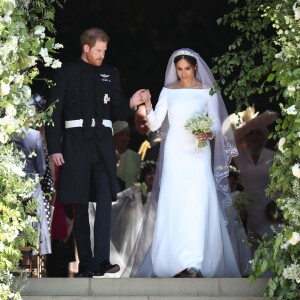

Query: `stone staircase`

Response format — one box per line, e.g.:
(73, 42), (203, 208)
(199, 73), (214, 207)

(18, 278), (272, 300)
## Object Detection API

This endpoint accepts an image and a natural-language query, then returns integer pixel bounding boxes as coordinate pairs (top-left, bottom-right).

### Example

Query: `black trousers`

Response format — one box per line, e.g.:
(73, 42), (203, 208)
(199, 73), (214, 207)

(73, 145), (112, 273)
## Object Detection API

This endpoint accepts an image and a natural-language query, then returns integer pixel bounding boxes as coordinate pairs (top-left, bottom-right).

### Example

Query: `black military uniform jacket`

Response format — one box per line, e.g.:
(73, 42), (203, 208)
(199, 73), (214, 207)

(45, 59), (134, 204)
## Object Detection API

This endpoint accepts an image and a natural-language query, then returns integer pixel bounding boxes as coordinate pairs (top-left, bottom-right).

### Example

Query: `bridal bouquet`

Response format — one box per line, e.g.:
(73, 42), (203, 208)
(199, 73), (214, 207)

(184, 113), (213, 151)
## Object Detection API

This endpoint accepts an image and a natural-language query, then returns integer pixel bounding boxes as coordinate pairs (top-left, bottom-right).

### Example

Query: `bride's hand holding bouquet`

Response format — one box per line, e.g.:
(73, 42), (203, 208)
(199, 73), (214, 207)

(184, 113), (214, 151)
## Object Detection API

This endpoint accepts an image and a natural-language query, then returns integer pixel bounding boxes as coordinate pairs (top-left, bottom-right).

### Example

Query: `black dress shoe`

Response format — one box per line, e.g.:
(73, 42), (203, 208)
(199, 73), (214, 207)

(173, 268), (203, 278)
(100, 259), (120, 274)
(75, 271), (93, 278)
(92, 270), (104, 278)
(187, 268), (203, 278)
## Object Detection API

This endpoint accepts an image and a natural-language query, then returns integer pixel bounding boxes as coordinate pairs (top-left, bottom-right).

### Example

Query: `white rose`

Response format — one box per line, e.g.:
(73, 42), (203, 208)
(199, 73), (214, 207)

(22, 85), (31, 99)
(0, 132), (9, 144)
(1, 82), (10, 95)
(286, 104), (297, 115)
(289, 232), (300, 245)
(292, 163), (300, 178)
(5, 104), (17, 117)
(278, 137), (287, 153)
(293, 2), (300, 20)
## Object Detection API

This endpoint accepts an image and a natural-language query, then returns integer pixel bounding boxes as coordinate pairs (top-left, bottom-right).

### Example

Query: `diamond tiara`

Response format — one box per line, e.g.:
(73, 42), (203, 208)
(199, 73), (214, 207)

(174, 49), (195, 58)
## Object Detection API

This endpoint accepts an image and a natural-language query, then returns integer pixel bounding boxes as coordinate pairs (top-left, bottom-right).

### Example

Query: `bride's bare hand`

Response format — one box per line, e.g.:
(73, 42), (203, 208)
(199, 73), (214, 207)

(141, 89), (152, 107)
(197, 132), (213, 142)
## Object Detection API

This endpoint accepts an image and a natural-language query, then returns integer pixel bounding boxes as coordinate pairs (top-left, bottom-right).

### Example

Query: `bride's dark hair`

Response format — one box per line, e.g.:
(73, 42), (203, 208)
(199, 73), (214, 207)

(174, 55), (197, 67)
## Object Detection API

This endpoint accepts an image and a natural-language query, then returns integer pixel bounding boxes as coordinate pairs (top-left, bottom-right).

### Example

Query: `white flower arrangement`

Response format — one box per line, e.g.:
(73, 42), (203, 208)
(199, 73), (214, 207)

(0, 0), (64, 296)
(289, 231), (300, 245)
(292, 163), (300, 178)
(283, 263), (300, 283)
(5, 104), (16, 117)
(278, 137), (287, 153)
(293, 1), (300, 20)
(184, 113), (213, 150)
(286, 104), (297, 115)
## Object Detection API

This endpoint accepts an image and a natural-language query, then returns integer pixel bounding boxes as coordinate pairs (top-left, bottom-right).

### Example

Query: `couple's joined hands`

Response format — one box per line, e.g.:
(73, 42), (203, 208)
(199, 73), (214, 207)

(130, 89), (152, 109)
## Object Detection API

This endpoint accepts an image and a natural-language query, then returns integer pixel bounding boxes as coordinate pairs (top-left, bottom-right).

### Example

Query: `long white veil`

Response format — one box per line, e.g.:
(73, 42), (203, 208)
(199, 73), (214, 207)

(121, 48), (238, 278)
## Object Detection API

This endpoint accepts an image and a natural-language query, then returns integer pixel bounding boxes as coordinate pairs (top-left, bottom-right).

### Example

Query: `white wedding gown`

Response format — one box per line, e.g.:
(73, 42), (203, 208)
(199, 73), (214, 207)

(146, 88), (241, 278)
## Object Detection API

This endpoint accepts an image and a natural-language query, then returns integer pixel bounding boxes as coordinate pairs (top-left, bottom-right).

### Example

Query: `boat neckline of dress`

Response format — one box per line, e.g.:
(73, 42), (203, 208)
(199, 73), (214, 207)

(163, 87), (210, 90)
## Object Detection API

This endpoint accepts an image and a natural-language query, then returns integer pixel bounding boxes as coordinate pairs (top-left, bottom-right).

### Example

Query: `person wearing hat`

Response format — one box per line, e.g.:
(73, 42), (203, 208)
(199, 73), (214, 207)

(230, 105), (278, 254)
(45, 28), (147, 278)
(113, 120), (141, 188)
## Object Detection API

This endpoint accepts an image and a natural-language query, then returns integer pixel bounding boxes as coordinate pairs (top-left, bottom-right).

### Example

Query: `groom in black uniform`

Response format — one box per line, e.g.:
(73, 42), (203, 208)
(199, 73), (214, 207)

(46, 28), (146, 277)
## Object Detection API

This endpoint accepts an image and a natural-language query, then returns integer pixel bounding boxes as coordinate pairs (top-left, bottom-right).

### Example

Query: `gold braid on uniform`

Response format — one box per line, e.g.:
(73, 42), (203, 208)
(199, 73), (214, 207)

(138, 140), (151, 161)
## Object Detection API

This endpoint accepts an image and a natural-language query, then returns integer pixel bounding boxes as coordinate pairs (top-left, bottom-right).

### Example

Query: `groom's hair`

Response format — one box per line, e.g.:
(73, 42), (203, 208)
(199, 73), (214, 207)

(80, 27), (110, 48)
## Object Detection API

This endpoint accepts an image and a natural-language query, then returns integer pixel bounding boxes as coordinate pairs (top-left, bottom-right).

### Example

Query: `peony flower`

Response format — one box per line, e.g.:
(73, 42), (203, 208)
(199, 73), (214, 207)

(289, 232), (300, 245)
(1, 81), (10, 95)
(286, 104), (297, 115)
(278, 137), (287, 153)
(292, 163), (300, 178)
(5, 104), (16, 117)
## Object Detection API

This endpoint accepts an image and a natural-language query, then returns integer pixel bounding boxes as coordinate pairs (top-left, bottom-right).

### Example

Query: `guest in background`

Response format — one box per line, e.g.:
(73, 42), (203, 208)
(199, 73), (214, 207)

(129, 105), (161, 161)
(113, 120), (141, 188)
(231, 106), (277, 253)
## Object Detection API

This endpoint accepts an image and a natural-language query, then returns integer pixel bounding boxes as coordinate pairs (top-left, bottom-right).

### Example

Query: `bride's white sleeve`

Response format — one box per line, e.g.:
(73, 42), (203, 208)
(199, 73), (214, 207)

(147, 89), (168, 132)
(207, 92), (221, 136)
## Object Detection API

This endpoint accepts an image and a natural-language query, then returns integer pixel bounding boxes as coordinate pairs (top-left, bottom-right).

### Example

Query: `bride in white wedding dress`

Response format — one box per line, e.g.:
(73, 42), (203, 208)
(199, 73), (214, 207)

(122, 48), (241, 278)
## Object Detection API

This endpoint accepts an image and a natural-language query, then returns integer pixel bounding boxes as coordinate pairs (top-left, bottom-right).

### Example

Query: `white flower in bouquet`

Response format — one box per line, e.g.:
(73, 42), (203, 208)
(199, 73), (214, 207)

(184, 113), (213, 150)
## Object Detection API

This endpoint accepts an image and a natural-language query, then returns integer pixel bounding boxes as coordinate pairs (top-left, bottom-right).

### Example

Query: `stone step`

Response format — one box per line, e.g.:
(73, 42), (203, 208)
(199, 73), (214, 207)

(21, 297), (265, 300)
(17, 278), (269, 299)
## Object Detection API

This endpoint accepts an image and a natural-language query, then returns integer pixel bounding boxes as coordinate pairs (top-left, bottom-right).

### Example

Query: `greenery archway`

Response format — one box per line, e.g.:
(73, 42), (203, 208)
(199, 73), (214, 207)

(213, 0), (300, 298)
